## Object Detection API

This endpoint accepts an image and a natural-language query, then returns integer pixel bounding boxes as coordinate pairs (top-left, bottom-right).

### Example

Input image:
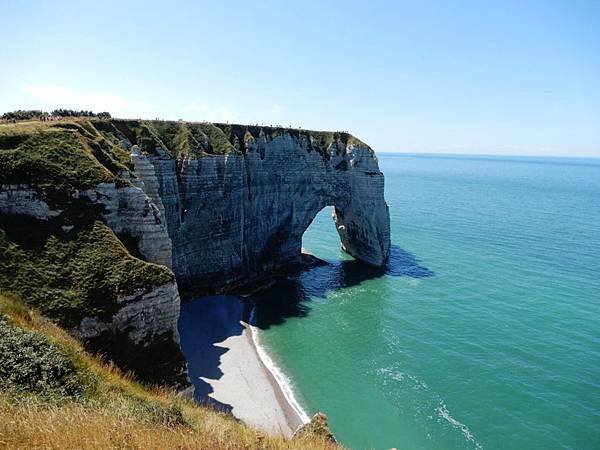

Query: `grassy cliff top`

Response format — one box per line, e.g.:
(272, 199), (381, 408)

(0, 117), (372, 165)
(0, 119), (131, 205)
(109, 118), (371, 158)
(0, 292), (339, 450)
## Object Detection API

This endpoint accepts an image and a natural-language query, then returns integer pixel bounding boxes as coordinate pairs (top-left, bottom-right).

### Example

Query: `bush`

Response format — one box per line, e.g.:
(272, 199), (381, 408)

(0, 109), (112, 121)
(0, 317), (96, 401)
(1, 110), (44, 121)
(51, 109), (95, 118)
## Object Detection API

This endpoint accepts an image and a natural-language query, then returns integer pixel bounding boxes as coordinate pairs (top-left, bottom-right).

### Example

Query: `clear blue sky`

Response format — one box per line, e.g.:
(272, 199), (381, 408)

(1, 0), (599, 156)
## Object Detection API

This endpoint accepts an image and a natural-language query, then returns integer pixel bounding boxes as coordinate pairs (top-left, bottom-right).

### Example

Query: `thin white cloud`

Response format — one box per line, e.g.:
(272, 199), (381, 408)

(22, 84), (155, 118)
(184, 101), (235, 123)
(271, 104), (282, 113)
(185, 101), (209, 113)
(219, 106), (234, 122)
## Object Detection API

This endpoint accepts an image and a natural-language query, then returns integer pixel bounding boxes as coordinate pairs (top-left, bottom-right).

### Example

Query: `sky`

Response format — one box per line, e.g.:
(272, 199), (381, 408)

(1, 0), (599, 156)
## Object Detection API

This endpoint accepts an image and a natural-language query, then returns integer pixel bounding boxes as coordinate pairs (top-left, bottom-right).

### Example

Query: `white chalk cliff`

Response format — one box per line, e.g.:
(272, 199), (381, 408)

(0, 118), (390, 388)
(128, 128), (391, 293)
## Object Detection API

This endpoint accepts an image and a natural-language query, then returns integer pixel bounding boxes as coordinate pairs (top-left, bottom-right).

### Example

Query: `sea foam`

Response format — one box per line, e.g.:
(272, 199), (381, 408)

(248, 308), (311, 424)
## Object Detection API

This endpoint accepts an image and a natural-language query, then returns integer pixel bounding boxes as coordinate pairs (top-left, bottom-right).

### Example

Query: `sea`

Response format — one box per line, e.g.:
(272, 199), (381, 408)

(249, 153), (600, 449)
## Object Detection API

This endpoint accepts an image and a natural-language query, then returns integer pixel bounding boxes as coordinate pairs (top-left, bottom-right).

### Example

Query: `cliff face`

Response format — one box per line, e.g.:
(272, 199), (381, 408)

(0, 122), (187, 387)
(0, 117), (390, 387)
(128, 125), (390, 293)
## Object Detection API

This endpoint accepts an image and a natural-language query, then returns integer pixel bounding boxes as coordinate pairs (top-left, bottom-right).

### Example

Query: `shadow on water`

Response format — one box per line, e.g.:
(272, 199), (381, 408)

(386, 244), (435, 278)
(252, 244), (434, 329)
(178, 244), (433, 407)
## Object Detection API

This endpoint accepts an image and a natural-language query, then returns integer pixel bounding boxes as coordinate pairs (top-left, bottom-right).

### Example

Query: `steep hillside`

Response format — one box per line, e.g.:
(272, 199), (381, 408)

(0, 292), (338, 449)
(0, 119), (186, 386)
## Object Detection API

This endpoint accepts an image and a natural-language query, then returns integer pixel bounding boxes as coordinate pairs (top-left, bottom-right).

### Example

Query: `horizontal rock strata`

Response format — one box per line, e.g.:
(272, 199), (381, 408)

(0, 118), (391, 389)
(130, 129), (391, 293)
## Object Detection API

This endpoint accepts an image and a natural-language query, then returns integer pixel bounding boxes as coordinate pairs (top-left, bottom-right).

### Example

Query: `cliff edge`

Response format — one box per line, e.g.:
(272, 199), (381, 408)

(114, 119), (391, 293)
(0, 116), (390, 386)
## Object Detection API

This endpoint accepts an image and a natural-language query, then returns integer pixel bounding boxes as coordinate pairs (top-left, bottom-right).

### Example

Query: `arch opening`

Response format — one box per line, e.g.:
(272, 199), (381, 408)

(300, 206), (346, 262)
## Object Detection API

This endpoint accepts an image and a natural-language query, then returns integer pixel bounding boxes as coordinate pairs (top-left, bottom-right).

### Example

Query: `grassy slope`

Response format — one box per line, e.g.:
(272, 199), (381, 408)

(0, 220), (173, 328)
(0, 119), (172, 327)
(0, 292), (338, 450)
(0, 120), (131, 205)
(0, 118), (371, 182)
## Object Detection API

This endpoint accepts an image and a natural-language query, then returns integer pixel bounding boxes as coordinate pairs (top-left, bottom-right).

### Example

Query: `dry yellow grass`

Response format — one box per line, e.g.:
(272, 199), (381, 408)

(0, 293), (340, 450)
(0, 395), (339, 450)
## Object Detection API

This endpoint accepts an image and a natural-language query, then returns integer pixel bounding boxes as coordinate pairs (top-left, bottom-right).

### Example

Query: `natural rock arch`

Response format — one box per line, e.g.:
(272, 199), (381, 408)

(132, 127), (391, 293)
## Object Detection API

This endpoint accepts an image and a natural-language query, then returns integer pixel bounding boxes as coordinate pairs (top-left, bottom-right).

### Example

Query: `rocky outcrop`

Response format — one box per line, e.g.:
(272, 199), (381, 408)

(72, 282), (181, 345)
(71, 280), (189, 389)
(293, 412), (337, 443)
(0, 117), (390, 390)
(0, 185), (61, 220)
(132, 131), (390, 293)
(79, 182), (173, 269)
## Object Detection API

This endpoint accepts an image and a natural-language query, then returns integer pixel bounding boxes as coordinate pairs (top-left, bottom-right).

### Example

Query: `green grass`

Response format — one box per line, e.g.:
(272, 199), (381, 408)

(0, 129), (114, 204)
(0, 120), (137, 207)
(87, 118), (369, 159)
(212, 123), (369, 158)
(0, 219), (173, 329)
(0, 117), (370, 167)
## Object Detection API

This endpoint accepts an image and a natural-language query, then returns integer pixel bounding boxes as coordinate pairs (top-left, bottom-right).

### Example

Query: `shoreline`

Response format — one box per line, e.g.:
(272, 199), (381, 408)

(247, 315), (311, 425)
(180, 295), (309, 437)
(203, 321), (307, 436)
(246, 321), (310, 430)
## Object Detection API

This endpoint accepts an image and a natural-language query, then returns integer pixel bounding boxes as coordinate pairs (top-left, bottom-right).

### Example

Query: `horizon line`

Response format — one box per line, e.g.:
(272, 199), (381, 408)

(376, 150), (600, 160)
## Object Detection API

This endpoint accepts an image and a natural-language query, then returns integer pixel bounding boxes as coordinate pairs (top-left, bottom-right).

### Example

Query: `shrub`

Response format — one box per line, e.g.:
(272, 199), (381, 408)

(1, 110), (44, 121)
(0, 317), (96, 401)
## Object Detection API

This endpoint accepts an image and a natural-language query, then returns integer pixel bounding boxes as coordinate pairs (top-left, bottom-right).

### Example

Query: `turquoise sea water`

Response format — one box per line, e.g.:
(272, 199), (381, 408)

(251, 154), (600, 450)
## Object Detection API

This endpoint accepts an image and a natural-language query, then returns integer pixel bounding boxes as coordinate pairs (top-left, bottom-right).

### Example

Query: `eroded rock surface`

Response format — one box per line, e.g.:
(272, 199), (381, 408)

(293, 412), (337, 443)
(0, 118), (390, 390)
(79, 182), (173, 269)
(132, 131), (390, 293)
(0, 185), (61, 220)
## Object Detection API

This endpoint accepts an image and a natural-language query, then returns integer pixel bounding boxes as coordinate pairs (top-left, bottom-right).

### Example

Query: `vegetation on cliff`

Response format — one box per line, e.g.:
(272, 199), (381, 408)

(0, 219), (173, 328)
(0, 212), (188, 387)
(113, 119), (370, 159)
(0, 119), (172, 328)
(0, 292), (339, 450)
(0, 113), (371, 167)
(0, 120), (131, 206)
